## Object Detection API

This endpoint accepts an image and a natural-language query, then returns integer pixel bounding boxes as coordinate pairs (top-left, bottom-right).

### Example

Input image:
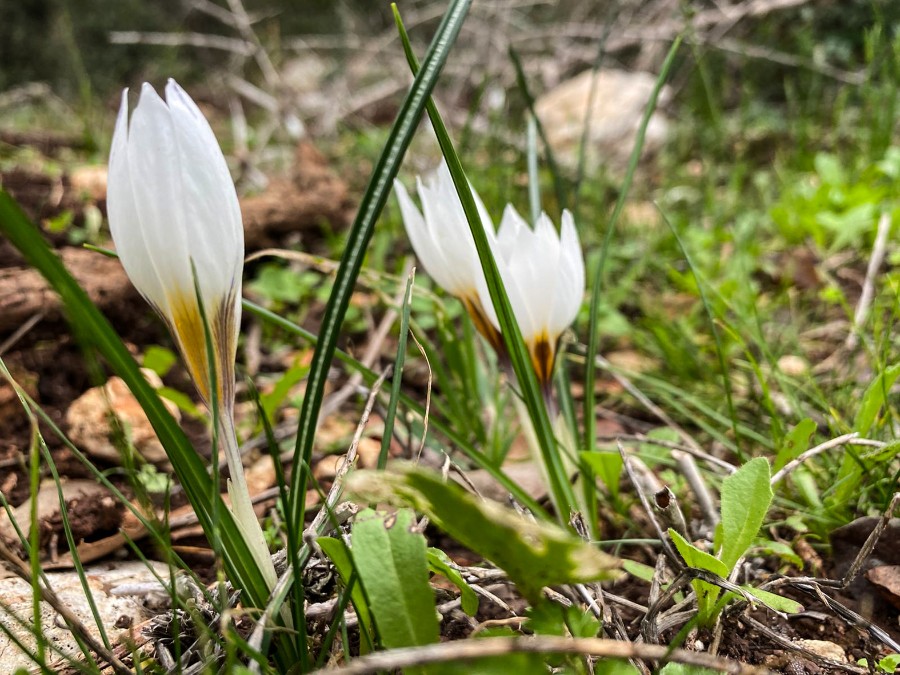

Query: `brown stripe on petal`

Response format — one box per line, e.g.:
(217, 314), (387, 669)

(530, 333), (555, 387)
(461, 294), (504, 354)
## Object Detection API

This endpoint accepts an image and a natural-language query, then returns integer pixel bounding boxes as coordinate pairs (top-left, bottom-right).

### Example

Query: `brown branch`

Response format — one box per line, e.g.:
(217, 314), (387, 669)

(306, 635), (773, 675)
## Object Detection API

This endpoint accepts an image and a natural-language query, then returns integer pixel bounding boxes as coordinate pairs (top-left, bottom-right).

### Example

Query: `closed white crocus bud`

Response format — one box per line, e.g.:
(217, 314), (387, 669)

(108, 79), (243, 411)
(108, 80), (276, 590)
(394, 160), (503, 349)
(477, 205), (584, 386)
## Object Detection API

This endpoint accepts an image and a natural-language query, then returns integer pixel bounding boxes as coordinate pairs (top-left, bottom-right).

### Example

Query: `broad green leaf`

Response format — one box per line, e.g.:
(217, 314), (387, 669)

(350, 509), (439, 649)
(142, 345), (178, 377)
(669, 529), (726, 626)
(595, 663), (641, 675)
(878, 654), (900, 673)
(718, 457), (773, 571)
(774, 418), (816, 471)
(347, 465), (621, 603)
(427, 548), (479, 616)
(740, 586), (803, 614)
(668, 529), (729, 578)
(317, 537), (374, 648)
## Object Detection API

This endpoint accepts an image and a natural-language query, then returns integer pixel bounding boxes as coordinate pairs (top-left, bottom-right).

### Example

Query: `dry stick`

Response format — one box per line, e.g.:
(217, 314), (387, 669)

(671, 450), (718, 533)
(740, 615), (866, 674)
(0, 538), (133, 675)
(600, 433), (736, 474)
(306, 635), (772, 675)
(618, 441), (681, 568)
(0, 311), (44, 356)
(246, 368), (390, 673)
(108, 31), (253, 55)
(408, 328), (433, 462)
(769, 432), (872, 486)
(846, 211), (892, 350)
(840, 491), (899, 587)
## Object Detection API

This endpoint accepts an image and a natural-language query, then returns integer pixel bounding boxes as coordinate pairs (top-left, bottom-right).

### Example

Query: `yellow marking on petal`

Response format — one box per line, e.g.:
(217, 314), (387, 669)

(530, 332), (555, 387)
(165, 289), (237, 408)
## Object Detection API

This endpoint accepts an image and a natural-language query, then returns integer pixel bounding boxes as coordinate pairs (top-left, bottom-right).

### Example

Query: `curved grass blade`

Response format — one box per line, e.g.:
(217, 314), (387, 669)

(0, 192), (282, 657)
(583, 37), (682, 456)
(379, 269), (416, 469)
(288, 0), (474, 533)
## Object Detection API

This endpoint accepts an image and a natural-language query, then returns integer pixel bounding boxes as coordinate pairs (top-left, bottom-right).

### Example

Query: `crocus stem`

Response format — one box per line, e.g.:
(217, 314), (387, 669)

(218, 413), (278, 591)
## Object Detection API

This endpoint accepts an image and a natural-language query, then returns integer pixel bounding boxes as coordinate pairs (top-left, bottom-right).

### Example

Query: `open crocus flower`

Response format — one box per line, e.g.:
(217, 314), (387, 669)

(394, 160), (503, 349)
(108, 80), (276, 589)
(476, 205), (584, 387)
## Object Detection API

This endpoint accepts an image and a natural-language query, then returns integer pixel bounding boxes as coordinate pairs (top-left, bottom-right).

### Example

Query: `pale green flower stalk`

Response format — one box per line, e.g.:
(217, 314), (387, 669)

(107, 80), (276, 590)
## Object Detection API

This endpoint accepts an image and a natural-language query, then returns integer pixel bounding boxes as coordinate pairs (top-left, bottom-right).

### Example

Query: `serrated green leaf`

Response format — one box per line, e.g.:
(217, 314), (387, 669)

(350, 509), (439, 649)
(718, 457), (773, 571)
(427, 548), (479, 616)
(347, 465), (621, 603)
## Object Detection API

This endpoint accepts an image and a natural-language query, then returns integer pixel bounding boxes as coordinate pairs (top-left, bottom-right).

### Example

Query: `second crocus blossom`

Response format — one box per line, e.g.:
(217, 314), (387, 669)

(394, 160), (502, 349)
(477, 205), (584, 387)
(107, 79), (276, 590)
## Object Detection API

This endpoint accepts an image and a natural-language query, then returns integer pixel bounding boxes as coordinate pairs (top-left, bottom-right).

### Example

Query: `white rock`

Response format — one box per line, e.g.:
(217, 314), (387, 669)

(534, 68), (671, 174)
(0, 560), (170, 671)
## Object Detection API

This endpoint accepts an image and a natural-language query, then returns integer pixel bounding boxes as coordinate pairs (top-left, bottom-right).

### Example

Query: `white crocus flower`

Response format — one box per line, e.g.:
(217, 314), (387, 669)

(107, 80), (275, 589)
(394, 160), (503, 349)
(477, 205), (584, 387)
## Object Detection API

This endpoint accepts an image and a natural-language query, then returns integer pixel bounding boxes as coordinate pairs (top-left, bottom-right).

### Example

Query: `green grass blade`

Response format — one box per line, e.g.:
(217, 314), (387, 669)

(288, 0), (474, 532)
(394, 6), (576, 519)
(660, 208), (743, 460)
(0, 192), (278, 648)
(380, 270), (416, 469)
(583, 36), (682, 456)
(508, 45), (567, 209)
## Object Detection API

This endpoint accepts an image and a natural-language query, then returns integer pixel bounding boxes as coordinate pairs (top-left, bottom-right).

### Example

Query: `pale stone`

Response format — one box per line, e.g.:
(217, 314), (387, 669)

(0, 560), (170, 671)
(535, 68), (671, 174)
(65, 370), (180, 465)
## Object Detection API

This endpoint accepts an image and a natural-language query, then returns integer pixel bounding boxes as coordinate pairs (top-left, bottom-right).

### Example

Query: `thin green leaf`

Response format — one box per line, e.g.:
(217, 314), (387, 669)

(427, 548), (479, 616)
(380, 269), (415, 469)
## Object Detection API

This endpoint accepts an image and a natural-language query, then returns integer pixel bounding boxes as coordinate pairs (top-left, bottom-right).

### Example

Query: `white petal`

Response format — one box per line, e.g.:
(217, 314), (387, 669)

(164, 79), (243, 317)
(548, 210), (584, 335)
(124, 82), (194, 303)
(395, 177), (456, 293)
